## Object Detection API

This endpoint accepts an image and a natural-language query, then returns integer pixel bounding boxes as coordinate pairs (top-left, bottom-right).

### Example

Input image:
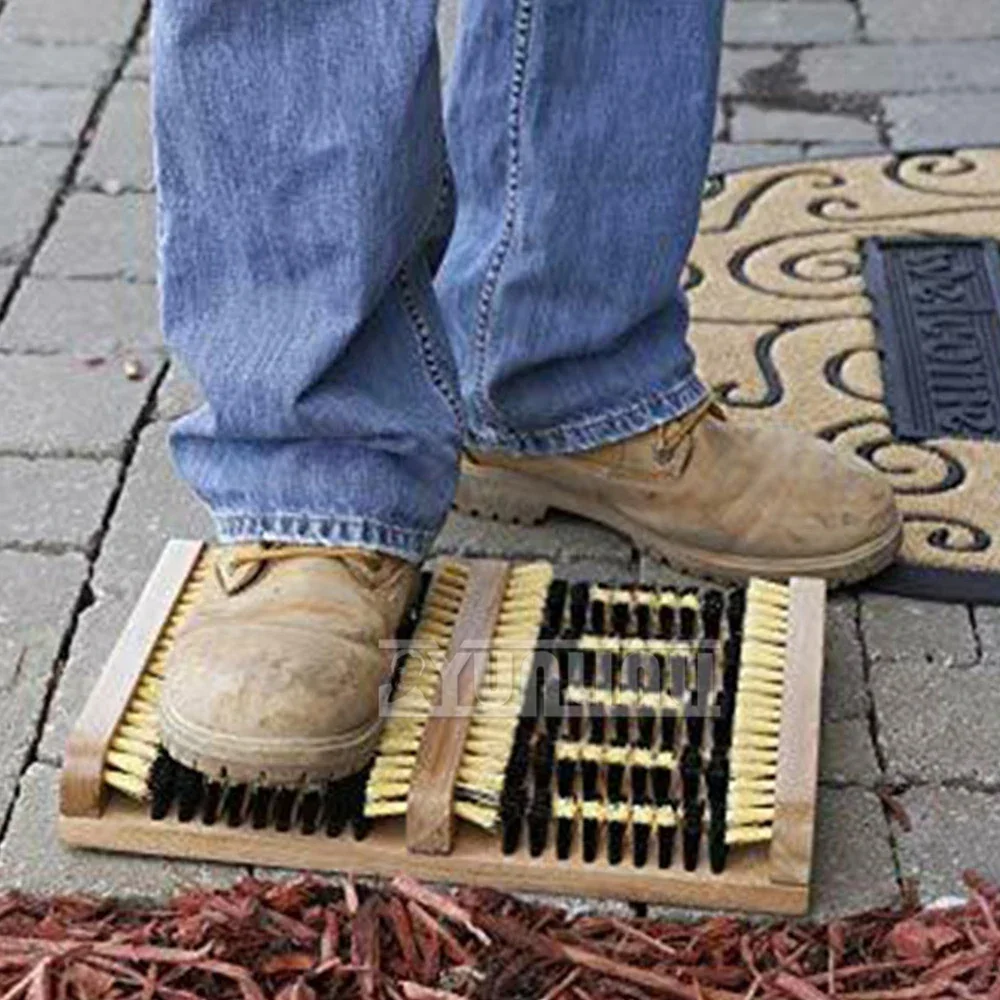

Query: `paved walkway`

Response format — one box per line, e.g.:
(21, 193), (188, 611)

(1, 0), (999, 917)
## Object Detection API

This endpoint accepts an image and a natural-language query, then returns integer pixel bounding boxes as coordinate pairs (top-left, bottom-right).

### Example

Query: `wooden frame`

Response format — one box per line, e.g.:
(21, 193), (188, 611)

(60, 542), (826, 915)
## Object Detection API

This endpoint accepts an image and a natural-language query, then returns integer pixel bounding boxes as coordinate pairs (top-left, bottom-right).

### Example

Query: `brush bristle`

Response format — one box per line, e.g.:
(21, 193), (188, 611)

(453, 562), (553, 830)
(725, 578), (791, 848)
(363, 561), (470, 821)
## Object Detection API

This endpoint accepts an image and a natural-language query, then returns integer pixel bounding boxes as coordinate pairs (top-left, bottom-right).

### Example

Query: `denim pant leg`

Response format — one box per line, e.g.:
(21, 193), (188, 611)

(438, 0), (724, 455)
(153, 0), (463, 560)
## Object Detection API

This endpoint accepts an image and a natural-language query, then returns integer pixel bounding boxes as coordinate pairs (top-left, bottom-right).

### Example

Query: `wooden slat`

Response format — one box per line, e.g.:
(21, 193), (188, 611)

(768, 576), (826, 888)
(59, 541), (205, 818)
(406, 560), (511, 855)
(61, 799), (808, 914)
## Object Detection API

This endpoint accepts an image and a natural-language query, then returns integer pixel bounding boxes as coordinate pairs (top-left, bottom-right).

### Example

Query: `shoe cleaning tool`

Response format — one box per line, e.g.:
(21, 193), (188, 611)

(60, 541), (826, 915)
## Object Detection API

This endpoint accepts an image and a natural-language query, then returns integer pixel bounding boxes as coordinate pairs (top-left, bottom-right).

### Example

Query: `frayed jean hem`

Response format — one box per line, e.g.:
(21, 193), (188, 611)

(466, 372), (708, 456)
(213, 512), (435, 563)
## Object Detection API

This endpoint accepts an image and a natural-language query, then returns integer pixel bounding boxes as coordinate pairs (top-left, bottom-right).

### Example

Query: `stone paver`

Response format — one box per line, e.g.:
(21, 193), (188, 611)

(801, 41), (1000, 94)
(810, 787), (900, 920)
(0, 458), (118, 550)
(896, 787), (1000, 902)
(0, 354), (161, 458)
(79, 80), (152, 192)
(155, 363), (203, 422)
(886, 92), (1000, 148)
(32, 193), (157, 281)
(0, 553), (87, 821)
(863, 596), (998, 785)
(123, 34), (150, 81)
(863, 595), (978, 671)
(0, 86), (94, 144)
(0, 146), (70, 265)
(0, 41), (117, 88)
(0, 278), (160, 354)
(0, 0), (142, 44)
(823, 597), (873, 722)
(709, 142), (805, 174)
(724, 2), (858, 45)
(0, 764), (242, 896)
(860, 0), (1000, 42)
(730, 105), (879, 143)
(820, 719), (881, 787)
(871, 660), (1000, 786)
(718, 48), (786, 97)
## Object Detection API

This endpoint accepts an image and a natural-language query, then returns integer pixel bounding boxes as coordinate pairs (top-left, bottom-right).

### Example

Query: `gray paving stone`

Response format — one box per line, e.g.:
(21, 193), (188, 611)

(0, 0), (142, 45)
(810, 787), (899, 919)
(0, 268), (15, 300)
(79, 80), (152, 192)
(724, 2), (857, 45)
(88, 421), (211, 600)
(0, 353), (161, 458)
(0, 763), (242, 896)
(801, 41), (1000, 94)
(123, 34), (150, 81)
(863, 595), (978, 670)
(708, 142), (802, 174)
(1, 277), (161, 354)
(823, 596), (870, 722)
(0, 85), (93, 144)
(872, 658), (1000, 786)
(0, 552), (87, 821)
(731, 106), (879, 143)
(38, 590), (131, 764)
(863, 596), (993, 784)
(860, 0), (1000, 42)
(155, 363), (203, 422)
(718, 47), (787, 96)
(803, 141), (887, 159)
(434, 511), (633, 565)
(885, 92), (1000, 149)
(32, 193), (156, 281)
(0, 145), (70, 265)
(896, 786), (1000, 901)
(0, 42), (118, 88)
(0, 457), (118, 550)
(820, 718), (880, 786)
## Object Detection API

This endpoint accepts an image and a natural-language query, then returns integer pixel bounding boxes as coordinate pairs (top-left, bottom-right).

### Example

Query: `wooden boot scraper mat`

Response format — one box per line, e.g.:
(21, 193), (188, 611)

(60, 542), (827, 915)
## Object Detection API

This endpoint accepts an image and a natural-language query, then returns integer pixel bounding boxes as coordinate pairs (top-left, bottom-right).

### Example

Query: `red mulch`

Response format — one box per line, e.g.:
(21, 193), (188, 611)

(0, 871), (996, 1000)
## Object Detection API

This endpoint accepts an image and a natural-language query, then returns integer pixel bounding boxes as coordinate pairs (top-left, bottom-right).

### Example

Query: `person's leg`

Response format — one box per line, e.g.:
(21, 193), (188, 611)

(438, 0), (721, 453)
(443, 0), (901, 584)
(152, 0), (460, 784)
(154, 0), (461, 562)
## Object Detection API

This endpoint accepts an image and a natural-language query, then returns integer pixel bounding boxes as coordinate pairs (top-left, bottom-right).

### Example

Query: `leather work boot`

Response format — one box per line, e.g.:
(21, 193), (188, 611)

(159, 544), (418, 785)
(455, 399), (902, 586)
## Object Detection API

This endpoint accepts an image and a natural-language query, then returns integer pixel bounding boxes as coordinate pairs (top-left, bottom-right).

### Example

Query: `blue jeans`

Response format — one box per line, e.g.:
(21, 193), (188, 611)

(153, 0), (723, 561)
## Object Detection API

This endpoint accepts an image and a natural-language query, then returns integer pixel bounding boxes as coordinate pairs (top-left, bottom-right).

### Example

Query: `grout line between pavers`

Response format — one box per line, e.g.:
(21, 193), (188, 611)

(853, 592), (907, 897)
(0, 359), (168, 848)
(0, 1), (151, 332)
(967, 605), (984, 667)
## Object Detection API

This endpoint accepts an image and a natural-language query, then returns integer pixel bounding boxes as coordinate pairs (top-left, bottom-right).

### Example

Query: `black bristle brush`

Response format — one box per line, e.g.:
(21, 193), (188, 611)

(527, 733), (555, 857)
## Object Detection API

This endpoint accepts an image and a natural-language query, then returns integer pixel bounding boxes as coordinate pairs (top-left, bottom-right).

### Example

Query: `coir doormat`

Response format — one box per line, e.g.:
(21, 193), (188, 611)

(688, 148), (1000, 604)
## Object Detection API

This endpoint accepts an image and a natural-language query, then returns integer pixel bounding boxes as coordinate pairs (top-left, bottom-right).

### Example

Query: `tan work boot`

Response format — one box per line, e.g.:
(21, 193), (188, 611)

(456, 399), (902, 586)
(159, 544), (418, 785)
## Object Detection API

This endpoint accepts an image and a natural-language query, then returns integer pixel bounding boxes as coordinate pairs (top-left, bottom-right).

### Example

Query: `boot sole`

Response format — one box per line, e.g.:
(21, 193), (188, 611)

(158, 699), (385, 787)
(454, 462), (903, 589)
